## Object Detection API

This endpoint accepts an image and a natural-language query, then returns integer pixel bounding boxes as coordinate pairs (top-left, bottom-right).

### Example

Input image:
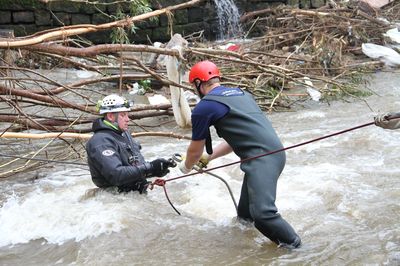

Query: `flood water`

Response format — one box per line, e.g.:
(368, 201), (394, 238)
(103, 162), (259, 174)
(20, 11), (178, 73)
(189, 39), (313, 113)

(0, 69), (399, 265)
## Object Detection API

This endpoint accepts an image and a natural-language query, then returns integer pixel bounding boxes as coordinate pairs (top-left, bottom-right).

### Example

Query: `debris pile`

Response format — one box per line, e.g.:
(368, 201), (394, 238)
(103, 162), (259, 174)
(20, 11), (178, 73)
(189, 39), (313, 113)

(0, 0), (399, 177)
(188, 1), (400, 110)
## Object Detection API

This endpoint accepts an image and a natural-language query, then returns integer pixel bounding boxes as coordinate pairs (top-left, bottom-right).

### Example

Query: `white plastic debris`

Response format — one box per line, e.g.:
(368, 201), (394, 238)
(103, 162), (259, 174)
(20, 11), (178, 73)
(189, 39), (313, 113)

(163, 34), (192, 128)
(75, 70), (95, 79)
(147, 94), (170, 105)
(147, 42), (163, 66)
(128, 82), (145, 95)
(183, 90), (200, 103)
(361, 43), (400, 67)
(218, 43), (234, 50)
(132, 82), (140, 90)
(384, 28), (400, 44)
(303, 77), (321, 102)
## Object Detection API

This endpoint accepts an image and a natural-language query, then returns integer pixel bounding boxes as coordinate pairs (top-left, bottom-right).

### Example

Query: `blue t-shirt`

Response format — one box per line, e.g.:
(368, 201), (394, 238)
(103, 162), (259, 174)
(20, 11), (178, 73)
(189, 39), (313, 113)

(191, 86), (243, 140)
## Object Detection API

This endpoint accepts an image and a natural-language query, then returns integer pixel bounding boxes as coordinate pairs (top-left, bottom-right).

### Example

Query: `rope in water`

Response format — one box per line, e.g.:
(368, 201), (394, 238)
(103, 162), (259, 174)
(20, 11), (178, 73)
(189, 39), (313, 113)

(151, 120), (379, 215)
(2, 117), (398, 215)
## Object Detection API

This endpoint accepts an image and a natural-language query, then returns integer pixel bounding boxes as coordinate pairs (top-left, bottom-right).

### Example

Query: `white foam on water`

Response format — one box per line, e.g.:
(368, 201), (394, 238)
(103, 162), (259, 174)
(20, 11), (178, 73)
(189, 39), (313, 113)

(161, 161), (240, 226)
(0, 170), (142, 247)
(293, 110), (326, 119)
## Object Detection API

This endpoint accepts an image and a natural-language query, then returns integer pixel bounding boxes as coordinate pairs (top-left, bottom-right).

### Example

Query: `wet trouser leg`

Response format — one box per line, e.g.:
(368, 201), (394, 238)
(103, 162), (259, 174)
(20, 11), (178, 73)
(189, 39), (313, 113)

(240, 153), (300, 247)
(237, 175), (253, 221)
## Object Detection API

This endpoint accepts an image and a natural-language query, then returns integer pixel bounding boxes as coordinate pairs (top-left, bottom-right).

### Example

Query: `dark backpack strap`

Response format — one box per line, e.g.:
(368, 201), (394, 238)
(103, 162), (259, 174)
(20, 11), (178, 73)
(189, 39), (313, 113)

(205, 129), (213, 155)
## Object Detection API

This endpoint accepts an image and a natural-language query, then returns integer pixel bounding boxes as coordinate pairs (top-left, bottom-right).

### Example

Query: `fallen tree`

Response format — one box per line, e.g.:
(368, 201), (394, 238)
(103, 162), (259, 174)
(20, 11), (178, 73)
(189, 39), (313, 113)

(0, 0), (206, 48)
(1, 0), (399, 177)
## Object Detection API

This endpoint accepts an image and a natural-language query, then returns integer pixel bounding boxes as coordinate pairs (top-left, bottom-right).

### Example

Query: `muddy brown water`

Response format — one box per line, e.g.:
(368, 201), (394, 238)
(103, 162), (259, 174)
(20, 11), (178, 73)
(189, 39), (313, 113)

(0, 69), (399, 265)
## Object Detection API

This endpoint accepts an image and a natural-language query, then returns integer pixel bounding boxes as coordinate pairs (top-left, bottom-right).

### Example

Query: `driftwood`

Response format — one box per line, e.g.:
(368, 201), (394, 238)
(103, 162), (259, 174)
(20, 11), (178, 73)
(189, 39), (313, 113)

(0, 84), (94, 113)
(0, 13), (389, 131)
(0, 0), (205, 48)
(1, 0), (399, 178)
(26, 43), (182, 58)
(0, 99), (192, 132)
(0, 131), (191, 140)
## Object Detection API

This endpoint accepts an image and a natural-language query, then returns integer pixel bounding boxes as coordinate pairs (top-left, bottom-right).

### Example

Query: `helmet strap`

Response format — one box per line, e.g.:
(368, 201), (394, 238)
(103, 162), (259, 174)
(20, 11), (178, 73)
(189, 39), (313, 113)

(195, 80), (204, 99)
(104, 113), (121, 131)
(113, 113), (120, 128)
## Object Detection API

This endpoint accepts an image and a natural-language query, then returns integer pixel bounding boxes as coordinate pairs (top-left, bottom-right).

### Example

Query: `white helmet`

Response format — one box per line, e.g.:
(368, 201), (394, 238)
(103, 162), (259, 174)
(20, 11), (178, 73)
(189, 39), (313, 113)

(97, 94), (133, 114)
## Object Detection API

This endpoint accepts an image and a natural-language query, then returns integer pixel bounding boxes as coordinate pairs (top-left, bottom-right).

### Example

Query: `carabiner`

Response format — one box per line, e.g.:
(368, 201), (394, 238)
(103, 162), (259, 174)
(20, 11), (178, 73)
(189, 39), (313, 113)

(172, 153), (183, 163)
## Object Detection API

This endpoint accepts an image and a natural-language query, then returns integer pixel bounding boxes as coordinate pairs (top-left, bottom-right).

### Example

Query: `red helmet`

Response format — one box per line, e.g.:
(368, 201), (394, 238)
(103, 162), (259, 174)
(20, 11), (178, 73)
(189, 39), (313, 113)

(189, 61), (221, 83)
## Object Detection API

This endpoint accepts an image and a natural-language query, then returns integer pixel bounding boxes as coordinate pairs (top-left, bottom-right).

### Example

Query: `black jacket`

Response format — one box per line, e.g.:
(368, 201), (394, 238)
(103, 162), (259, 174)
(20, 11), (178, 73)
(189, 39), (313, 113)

(86, 118), (150, 192)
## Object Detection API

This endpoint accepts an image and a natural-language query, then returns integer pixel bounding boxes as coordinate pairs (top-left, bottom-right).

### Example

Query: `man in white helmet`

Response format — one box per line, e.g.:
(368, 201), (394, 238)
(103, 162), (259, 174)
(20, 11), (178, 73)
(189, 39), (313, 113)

(375, 112), (400, 130)
(86, 94), (175, 193)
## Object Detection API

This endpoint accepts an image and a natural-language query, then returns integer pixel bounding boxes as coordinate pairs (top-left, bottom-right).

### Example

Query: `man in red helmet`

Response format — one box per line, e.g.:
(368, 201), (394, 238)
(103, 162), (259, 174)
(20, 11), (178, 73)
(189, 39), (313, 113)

(178, 60), (301, 248)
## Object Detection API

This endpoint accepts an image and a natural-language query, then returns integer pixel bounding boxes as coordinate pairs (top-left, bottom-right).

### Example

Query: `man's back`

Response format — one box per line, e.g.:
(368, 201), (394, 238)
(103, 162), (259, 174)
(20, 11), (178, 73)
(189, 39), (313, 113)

(203, 87), (284, 158)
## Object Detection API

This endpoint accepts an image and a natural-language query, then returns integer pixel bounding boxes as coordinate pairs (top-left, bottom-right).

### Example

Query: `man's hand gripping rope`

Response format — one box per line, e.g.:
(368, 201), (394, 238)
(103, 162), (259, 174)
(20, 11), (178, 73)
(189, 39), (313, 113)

(149, 157), (176, 188)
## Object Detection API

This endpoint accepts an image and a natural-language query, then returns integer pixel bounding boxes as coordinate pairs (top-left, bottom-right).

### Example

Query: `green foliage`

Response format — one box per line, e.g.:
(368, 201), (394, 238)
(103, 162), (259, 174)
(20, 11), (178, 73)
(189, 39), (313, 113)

(111, 26), (130, 44)
(96, 55), (110, 65)
(321, 71), (373, 102)
(109, 0), (151, 44)
(341, 73), (373, 98)
(138, 79), (152, 92)
(110, 8), (130, 44)
(129, 0), (152, 16)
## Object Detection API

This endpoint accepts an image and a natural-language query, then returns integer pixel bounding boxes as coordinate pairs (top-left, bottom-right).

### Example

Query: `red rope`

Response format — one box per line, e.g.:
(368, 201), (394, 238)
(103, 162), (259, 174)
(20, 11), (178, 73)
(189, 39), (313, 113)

(161, 121), (376, 184)
(151, 118), (396, 214)
(150, 178), (181, 215)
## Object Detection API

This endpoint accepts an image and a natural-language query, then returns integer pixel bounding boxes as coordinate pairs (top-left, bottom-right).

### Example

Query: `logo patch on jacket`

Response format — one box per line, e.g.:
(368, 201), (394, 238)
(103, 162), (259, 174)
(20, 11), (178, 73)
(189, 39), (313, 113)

(102, 149), (115, 156)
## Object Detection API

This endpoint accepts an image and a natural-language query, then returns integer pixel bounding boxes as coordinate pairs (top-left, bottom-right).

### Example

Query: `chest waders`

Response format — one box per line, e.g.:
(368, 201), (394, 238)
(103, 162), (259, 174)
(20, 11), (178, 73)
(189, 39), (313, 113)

(204, 90), (301, 247)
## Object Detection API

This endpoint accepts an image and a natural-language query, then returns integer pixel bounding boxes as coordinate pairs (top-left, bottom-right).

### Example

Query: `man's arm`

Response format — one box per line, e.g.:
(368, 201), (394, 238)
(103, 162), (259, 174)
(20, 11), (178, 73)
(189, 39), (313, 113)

(209, 141), (233, 161)
(184, 139), (206, 170)
(180, 139), (234, 173)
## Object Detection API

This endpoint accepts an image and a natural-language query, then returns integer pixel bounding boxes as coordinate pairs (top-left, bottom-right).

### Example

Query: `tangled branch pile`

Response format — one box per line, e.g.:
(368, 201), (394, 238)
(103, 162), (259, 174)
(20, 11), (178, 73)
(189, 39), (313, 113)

(1, 1), (398, 131)
(192, 1), (398, 109)
(0, 0), (399, 177)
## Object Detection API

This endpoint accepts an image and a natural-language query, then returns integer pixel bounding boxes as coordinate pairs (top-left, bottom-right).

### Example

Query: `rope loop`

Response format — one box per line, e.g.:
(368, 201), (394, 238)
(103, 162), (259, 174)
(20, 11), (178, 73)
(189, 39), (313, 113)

(152, 178), (166, 187)
(150, 120), (380, 215)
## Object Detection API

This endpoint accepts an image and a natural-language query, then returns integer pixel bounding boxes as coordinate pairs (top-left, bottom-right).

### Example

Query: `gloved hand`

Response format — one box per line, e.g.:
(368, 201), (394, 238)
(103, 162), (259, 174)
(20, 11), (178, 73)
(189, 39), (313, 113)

(135, 179), (150, 194)
(197, 154), (210, 169)
(150, 158), (171, 177)
(374, 112), (390, 126)
(177, 154), (210, 171)
(178, 160), (192, 174)
(374, 112), (400, 129)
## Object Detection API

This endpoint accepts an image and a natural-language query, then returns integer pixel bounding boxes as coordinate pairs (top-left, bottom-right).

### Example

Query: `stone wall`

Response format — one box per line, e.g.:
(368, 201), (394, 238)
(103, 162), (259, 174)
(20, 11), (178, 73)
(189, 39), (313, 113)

(0, 0), (326, 43)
